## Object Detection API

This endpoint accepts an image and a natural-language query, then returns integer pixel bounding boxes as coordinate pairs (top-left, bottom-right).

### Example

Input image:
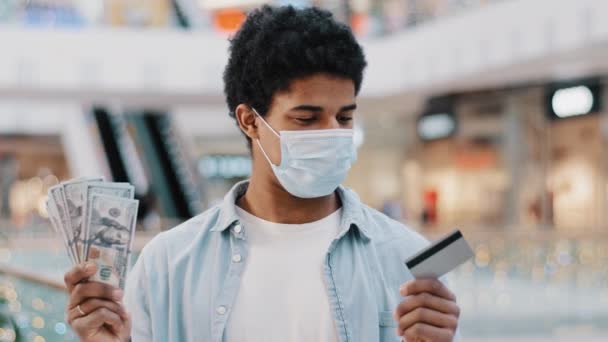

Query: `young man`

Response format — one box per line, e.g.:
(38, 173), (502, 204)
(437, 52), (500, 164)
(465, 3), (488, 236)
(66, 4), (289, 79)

(64, 5), (461, 342)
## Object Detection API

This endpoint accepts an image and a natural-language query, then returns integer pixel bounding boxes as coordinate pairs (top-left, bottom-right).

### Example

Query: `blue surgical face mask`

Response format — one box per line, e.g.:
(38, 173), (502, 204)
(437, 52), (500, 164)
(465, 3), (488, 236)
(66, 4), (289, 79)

(252, 108), (357, 198)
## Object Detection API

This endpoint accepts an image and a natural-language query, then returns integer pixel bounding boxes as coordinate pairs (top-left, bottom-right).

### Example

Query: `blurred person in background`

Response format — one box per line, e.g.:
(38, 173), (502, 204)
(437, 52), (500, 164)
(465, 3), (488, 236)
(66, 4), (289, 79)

(63, 5), (460, 342)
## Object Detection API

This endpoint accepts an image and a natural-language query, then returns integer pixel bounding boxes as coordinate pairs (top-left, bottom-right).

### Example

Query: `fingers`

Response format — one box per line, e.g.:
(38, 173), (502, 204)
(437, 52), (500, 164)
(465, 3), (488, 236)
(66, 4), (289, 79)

(399, 279), (456, 301)
(397, 307), (458, 336)
(396, 279), (459, 341)
(121, 311), (133, 340)
(71, 307), (125, 336)
(67, 298), (128, 324)
(394, 292), (460, 320)
(402, 323), (455, 342)
(64, 262), (97, 292)
(68, 282), (123, 310)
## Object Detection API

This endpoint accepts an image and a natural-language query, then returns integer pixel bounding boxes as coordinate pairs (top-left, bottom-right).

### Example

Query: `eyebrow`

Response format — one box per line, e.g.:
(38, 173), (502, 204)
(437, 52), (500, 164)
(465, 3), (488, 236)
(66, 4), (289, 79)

(290, 104), (357, 112)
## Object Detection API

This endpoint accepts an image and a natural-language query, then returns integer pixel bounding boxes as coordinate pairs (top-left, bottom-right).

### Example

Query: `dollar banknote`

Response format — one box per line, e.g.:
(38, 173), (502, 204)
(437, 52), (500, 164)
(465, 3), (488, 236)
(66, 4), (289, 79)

(62, 177), (104, 262)
(82, 182), (135, 259)
(85, 194), (138, 289)
(48, 184), (79, 262)
(46, 199), (77, 264)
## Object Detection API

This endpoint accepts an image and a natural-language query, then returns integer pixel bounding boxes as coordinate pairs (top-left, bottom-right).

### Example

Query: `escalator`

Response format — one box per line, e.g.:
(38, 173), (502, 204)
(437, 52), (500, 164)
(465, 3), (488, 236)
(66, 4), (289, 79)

(92, 108), (203, 222)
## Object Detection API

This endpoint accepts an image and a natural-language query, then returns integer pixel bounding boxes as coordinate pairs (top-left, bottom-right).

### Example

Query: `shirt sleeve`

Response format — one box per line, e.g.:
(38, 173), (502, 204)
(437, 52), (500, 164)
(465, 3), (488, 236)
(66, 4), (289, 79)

(123, 255), (153, 342)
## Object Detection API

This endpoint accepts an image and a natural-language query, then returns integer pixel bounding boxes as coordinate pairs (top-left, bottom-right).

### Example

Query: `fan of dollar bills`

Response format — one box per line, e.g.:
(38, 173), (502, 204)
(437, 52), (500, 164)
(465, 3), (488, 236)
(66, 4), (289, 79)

(45, 178), (139, 289)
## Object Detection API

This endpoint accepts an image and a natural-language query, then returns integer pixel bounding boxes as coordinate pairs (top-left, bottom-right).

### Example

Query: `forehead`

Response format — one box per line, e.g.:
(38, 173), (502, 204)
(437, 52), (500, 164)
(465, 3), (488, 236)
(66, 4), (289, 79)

(271, 73), (356, 110)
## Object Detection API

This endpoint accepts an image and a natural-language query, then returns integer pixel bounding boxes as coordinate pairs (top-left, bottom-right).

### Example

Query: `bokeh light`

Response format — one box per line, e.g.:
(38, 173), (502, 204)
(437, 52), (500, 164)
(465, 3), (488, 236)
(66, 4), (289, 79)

(54, 322), (67, 335)
(32, 316), (45, 329)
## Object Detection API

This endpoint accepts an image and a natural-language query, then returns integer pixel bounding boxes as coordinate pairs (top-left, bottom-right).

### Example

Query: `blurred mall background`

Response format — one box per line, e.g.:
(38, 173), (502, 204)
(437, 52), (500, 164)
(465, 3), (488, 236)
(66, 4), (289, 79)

(0, 0), (607, 341)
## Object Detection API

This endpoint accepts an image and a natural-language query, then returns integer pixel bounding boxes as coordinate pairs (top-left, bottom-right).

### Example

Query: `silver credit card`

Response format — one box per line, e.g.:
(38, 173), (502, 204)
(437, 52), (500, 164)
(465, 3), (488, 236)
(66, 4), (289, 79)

(405, 229), (474, 279)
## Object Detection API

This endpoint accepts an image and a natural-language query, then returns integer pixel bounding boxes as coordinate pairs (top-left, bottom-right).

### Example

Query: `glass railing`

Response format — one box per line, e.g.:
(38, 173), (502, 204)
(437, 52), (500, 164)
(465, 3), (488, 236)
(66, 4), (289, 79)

(0, 0), (510, 36)
(0, 237), (73, 342)
(2, 224), (607, 341)
(0, 273), (72, 342)
(353, 0), (510, 36)
(448, 230), (608, 339)
(0, 0), (180, 29)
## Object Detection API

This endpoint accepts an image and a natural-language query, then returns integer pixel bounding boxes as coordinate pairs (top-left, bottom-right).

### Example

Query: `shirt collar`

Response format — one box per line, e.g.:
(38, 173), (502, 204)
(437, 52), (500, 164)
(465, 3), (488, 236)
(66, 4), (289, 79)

(210, 180), (371, 241)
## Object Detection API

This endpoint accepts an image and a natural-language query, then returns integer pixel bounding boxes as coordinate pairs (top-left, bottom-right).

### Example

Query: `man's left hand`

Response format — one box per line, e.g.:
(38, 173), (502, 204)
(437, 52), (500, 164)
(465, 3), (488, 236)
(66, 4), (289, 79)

(393, 278), (460, 342)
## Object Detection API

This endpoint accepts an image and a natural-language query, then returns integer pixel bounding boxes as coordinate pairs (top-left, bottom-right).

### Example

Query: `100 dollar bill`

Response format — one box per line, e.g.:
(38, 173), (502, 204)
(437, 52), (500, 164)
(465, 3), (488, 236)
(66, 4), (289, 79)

(85, 194), (138, 290)
(62, 177), (104, 262)
(46, 200), (77, 264)
(48, 185), (79, 262)
(82, 182), (135, 259)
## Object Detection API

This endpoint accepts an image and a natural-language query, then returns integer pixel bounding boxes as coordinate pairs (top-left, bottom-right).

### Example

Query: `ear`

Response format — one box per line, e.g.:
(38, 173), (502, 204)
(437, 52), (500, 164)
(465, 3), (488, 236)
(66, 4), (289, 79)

(235, 104), (259, 140)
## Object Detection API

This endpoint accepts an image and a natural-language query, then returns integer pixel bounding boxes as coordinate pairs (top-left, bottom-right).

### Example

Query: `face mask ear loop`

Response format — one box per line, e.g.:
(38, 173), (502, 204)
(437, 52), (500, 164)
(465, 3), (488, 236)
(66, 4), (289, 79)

(251, 107), (280, 138)
(255, 139), (277, 167)
(251, 107), (280, 167)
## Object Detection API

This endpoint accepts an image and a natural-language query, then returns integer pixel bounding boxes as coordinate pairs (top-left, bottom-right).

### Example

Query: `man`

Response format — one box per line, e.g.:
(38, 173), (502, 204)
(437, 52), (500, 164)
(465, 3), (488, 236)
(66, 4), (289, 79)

(64, 5), (461, 342)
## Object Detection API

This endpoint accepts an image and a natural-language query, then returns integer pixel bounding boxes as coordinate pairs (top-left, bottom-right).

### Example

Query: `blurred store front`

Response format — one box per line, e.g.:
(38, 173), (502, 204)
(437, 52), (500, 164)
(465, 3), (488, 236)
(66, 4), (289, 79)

(0, 136), (67, 228)
(346, 79), (608, 234)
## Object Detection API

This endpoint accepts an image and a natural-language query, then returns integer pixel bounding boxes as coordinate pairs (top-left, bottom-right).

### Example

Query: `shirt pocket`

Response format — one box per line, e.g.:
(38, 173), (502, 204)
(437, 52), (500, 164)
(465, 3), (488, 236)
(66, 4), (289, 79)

(378, 310), (401, 342)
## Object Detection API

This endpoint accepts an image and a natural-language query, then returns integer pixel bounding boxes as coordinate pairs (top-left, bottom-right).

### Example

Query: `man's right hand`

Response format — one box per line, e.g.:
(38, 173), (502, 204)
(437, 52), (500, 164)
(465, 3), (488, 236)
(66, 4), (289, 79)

(64, 263), (131, 342)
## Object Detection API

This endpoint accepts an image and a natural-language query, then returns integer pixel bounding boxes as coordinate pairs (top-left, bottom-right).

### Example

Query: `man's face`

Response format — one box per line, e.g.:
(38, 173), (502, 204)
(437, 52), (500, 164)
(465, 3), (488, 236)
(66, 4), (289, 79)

(254, 73), (357, 166)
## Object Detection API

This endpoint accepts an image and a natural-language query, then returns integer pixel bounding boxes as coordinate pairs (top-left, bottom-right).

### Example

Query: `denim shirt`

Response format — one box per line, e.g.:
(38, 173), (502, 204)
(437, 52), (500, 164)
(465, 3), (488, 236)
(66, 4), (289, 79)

(124, 181), (460, 342)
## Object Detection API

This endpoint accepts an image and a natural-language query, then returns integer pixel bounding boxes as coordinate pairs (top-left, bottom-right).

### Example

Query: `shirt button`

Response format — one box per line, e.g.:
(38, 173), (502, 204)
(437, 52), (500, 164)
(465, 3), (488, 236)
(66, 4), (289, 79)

(232, 254), (242, 263)
(216, 306), (227, 315)
(233, 224), (242, 234)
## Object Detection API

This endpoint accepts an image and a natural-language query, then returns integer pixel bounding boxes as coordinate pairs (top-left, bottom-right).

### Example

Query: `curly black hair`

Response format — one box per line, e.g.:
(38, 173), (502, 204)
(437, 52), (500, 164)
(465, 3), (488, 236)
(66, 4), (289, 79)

(223, 5), (367, 146)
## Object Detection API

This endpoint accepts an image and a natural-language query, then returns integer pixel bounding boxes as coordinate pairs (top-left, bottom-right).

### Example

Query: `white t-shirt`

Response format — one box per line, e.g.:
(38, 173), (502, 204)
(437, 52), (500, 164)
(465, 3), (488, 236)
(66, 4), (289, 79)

(224, 207), (342, 342)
